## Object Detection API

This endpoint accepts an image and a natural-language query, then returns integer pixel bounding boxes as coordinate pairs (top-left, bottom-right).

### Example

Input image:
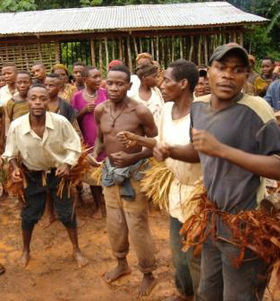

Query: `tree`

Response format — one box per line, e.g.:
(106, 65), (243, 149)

(0, 0), (36, 12)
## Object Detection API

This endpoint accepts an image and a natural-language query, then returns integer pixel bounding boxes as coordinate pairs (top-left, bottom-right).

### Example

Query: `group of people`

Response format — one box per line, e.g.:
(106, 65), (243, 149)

(0, 42), (279, 300)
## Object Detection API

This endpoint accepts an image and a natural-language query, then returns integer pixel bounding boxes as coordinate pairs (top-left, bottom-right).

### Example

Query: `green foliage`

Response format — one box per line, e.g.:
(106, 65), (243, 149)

(0, 0), (36, 12)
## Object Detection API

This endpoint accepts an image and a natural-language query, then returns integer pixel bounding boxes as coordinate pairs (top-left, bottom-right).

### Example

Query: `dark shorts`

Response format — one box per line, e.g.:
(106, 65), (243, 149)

(21, 168), (76, 230)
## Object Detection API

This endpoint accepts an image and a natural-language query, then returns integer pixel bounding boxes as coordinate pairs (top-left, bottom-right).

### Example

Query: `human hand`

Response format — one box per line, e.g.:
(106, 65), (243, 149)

(87, 153), (102, 167)
(83, 103), (95, 114)
(11, 168), (23, 183)
(191, 128), (223, 157)
(117, 131), (137, 149)
(55, 164), (70, 177)
(153, 142), (171, 161)
(110, 151), (135, 168)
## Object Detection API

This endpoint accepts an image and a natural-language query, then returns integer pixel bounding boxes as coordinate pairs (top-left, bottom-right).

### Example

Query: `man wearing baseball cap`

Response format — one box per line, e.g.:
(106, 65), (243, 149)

(153, 43), (280, 300)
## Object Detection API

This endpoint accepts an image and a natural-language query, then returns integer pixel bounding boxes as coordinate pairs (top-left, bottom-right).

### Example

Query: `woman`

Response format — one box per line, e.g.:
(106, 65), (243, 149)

(130, 63), (164, 126)
(72, 66), (108, 218)
(52, 64), (77, 102)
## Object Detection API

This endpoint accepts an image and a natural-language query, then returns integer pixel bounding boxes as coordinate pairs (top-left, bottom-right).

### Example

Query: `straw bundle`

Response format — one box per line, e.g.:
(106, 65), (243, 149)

(140, 159), (174, 211)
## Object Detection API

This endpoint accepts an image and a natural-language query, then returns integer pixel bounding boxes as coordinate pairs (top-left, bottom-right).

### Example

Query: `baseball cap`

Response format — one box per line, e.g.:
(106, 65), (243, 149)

(209, 43), (249, 67)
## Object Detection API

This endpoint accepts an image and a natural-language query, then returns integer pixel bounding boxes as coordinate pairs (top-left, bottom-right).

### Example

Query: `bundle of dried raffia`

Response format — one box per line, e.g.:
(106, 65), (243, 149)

(140, 159), (174, 211)
(57, 145), (95, 198)
(180, 186), (280, 268)
(4, 165), (27, 203)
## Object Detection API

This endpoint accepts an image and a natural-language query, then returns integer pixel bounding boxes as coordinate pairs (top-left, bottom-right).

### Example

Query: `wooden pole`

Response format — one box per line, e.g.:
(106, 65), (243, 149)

(99, 40), (103, 72)
(189, 36), (194, 61)
(105, 37), (109, 69)
(171, 36), (175, 62)
(156, 36), (159, 62)
(239, 32), (244, 46)
(179, 37), (183, 59)
(119, 38), (123, 61)
(112, 39), (115, 60)
(139, 38), (143, 53)
(204, 35), (208, 65)
(161, 38), (165, 67)
(151, 38), (154, 60)
(90, 38), (96, 67)
(127, 37), (132, 72)
(133, 37), (138, 56)
(197, 35), (202, 66)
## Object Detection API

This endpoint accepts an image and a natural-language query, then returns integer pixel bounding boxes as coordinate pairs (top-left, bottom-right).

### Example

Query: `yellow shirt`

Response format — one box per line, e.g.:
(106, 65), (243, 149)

(3, 112), (81, 170)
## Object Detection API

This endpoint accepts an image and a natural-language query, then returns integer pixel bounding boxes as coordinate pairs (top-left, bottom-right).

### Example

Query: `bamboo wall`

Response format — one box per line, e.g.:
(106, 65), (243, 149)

(89, 29), (244, 72)
(0, 41), (59, 72)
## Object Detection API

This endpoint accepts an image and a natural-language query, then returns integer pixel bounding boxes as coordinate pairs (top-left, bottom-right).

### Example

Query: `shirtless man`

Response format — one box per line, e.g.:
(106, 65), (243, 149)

(91, 64), (157, 297)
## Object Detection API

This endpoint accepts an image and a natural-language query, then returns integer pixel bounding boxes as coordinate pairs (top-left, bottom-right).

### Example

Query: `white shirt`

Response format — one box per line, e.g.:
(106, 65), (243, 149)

(158, 102), (201, 223)
(3, 112), (81, 170)
(131, 86), (164, 126)
(127, 74), (140, 98)
(0, 85), (17, 106)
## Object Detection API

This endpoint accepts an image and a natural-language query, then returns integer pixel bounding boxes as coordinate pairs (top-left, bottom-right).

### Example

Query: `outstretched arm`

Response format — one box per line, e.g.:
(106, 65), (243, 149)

(117, 131), (157, 149)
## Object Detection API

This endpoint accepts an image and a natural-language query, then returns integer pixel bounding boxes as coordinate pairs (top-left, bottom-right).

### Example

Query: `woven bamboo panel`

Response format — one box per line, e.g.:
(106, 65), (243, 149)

(0, 42), (59, 72)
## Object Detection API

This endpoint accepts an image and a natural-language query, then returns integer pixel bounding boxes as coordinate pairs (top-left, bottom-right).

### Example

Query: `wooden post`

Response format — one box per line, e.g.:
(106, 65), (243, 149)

(156, 36), (159, 62)
(239, 32), (244, 46)
(189, 36), (194, 61)
(151, 38), (154, 60)
(112, 39), (115, 60)
(139, 38), (143, 53)
(161, 38), (165, 67)
(133, 37), (138, 56)
(119, 38), (123, 61)
(233, 31), (237, 43)
(204, 35), (208, 66)
(104, 37), (109, 69)
(197, 35), (202, 66)
(90, 38), (96, 67)
(127, 36), (132, 72)
(99, 40), (103, 72)
(171, 36), (175, 62)
(179, 37), (183, 59)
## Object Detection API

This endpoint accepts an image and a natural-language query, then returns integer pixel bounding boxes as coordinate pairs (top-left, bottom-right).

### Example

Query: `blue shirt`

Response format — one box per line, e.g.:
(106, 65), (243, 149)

(264, 80), (280, 111)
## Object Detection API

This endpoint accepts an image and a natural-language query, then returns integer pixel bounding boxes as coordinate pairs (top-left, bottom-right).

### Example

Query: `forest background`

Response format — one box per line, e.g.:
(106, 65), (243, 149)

(0, 0), (279, 63)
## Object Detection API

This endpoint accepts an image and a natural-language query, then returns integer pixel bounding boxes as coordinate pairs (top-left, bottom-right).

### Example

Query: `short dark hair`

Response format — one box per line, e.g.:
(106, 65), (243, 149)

(262, 57), (275, 64)
(73, 61), (86, 67)
(46, 73), (61, 80)
(108, 64), (131, 82)
(82, 66), (98, 78)
(28, 83), (48, 94)
(17, 71), (31, 78)
(169, 59), (199, 93)
(2, 62), (17, 70)
(32, 61), (45, 68)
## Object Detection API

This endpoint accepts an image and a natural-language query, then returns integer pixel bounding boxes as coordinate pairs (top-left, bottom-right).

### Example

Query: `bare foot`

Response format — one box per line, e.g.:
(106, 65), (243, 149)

(18, 250), (30, 268)
(103, 262), (131, 284)
(138, 273), (157, 297)
(73, 250), (89, 268)
(40, 215), (56, 229)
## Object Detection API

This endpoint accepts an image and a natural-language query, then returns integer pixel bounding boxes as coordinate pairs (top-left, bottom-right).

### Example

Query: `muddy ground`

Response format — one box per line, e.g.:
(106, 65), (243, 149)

(0, 196), (279, 301)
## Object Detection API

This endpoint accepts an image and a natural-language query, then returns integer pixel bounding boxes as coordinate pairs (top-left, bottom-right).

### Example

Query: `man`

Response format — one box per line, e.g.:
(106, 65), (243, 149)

(0, 63), (18, 106)
(264, 79), (280, 111)
(255, 57), (275, 96)
(45, 73), (76, 123)
(92, 64), (157, 297)
(31, 62), (46, 84)
(2, 84), (88, 268)
(117, 60), (201, 301)
(6, 71), (32, 122)
(72, 62), (86, 91)
(194, 69), (210, 98)
(154, 44), (280, 300)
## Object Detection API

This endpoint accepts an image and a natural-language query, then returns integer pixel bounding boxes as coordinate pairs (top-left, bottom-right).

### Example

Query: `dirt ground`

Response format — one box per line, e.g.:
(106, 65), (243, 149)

(0, 196), (279, 301)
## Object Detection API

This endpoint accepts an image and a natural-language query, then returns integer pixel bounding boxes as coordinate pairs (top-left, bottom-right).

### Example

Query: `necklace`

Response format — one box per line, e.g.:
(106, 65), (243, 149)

(109, 103), (125, 128)
(84, 89), (97, 98)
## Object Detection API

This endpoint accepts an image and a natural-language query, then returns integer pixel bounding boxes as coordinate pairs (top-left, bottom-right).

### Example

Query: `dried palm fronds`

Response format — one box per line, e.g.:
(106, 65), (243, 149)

(83, 165), (102, 186)
(180, 187), (280, 268)
(4, 165), (27, 204)
(57, 145), (94, 198)
(140, 159), (174, 212)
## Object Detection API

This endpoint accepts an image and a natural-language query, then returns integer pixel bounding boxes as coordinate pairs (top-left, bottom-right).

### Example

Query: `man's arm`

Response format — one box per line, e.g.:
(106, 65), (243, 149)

(192, 128), (280, 180)
(136, 104), (158, 138)
(117, 131), (157, 149)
